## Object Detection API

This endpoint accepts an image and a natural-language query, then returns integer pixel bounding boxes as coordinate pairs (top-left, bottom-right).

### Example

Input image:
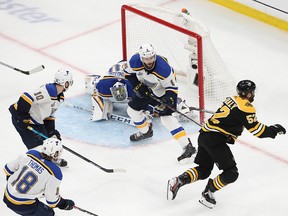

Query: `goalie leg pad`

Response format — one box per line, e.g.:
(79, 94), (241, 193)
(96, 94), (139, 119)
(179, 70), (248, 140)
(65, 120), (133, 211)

(91, 95), (113, 121)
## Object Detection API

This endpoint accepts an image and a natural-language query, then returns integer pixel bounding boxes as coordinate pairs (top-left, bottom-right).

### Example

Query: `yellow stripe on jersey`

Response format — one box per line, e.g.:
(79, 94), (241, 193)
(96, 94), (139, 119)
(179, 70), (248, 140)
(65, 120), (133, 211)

(3, 168), (11, 176)
(4, 189), (36, 205)
(234, 96), (256, 113)
(21, 94), (33, 106)
(251, 124), (266, 137)
(203, 122), (236, 138)
(151, 71), (165, 80)
(131, 66), (145, 71)
(27, 154), (54, 176)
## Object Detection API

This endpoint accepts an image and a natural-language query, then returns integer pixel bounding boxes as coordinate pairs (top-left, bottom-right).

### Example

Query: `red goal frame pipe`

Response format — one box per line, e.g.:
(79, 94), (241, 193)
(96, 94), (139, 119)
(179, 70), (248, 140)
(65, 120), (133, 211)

(121, 5), (205, 123)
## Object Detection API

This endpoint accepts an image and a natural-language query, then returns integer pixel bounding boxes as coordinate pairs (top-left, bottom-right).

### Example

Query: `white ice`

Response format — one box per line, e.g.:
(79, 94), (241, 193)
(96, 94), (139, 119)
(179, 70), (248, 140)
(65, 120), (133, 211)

(0, 0), (287, 215)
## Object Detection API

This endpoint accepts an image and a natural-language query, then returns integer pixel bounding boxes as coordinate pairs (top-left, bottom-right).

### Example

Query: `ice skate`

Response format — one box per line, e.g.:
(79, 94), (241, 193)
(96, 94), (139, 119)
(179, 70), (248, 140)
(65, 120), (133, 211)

(199, 178), (216, 209)
(167, 177), (183, 200)
(130, 124), (153, 141)
(177, 140), (196, 162)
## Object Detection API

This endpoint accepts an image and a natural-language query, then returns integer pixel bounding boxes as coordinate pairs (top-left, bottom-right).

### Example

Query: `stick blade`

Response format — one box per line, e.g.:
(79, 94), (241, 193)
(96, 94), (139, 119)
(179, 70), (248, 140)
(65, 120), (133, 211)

(113, 168), (127, 173)
(29, 65), (45, 74)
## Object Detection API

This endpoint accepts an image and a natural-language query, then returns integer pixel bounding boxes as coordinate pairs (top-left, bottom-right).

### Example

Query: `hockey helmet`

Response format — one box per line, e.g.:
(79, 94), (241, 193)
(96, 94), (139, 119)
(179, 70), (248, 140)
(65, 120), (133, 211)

(236, 80), (256, 102)
(42, 138), (63, 162)
(110, 82), (128, 102)
(139, 44), (156, 70)
(54, 69), (73, 90)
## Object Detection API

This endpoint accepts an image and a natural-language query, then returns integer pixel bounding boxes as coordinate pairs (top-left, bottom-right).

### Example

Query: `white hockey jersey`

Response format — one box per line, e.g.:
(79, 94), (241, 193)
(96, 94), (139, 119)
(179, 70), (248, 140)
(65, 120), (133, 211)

(14, 83), (64, 125)
(124, 54), (178, 98)
(4, 150), (63, 208)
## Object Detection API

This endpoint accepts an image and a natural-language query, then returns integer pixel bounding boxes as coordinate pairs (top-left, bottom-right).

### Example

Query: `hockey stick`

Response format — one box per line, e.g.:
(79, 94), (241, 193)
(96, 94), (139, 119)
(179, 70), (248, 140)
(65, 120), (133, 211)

(180, 99), (214, 114)
(27, 126), (127, 173)
(65, 102), (135, 126)
(74, 206), (98, 216)
(189, 106), (214, 114)
(0, 61), (44, 75)
(148, 93), (202, 127)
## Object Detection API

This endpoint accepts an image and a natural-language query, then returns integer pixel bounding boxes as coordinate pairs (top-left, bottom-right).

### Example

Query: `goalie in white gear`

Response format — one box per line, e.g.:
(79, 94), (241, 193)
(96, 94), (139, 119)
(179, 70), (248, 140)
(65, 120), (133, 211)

(85, 61), (197, 124)
(85, 61), (135, 122)
(3, 138), (75, 216)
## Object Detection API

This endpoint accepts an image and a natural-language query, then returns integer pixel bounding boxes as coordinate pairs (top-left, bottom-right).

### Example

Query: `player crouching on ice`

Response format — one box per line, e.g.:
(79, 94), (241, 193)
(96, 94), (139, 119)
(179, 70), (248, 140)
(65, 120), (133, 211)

(84, 61), (197, 124)
(3, 138), (75, 216)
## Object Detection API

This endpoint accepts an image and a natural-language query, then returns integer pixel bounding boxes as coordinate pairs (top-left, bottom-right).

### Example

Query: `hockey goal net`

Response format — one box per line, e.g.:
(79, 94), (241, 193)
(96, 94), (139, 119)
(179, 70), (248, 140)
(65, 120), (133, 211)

(121, 4), (236, 123)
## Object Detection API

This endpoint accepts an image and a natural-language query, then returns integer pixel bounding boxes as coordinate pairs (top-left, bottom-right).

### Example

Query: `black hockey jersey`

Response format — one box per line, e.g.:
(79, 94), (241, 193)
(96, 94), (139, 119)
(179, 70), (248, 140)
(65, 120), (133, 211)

(200, 96), (278, 143)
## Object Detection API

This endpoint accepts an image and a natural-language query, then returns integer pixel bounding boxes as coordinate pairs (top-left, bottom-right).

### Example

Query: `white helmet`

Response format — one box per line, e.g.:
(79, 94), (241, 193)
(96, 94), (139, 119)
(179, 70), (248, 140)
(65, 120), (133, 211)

(54, 69), (73, 90)
(110, 82), (128, 102)
(139, 44), (156, 59)
(42, 138), (63, 162)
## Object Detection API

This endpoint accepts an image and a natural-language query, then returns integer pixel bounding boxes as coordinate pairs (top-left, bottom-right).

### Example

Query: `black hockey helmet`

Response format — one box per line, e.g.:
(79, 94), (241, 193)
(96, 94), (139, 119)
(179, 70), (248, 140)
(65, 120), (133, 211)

(236, 80), (256, 102)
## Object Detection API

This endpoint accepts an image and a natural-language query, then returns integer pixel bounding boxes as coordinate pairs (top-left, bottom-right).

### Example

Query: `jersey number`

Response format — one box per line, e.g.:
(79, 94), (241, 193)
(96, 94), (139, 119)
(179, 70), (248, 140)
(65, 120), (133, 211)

(11, 166), (38, 194)
(246, 114), (257, 124)
(34, 91), (44, 100)
(211, 106), (230, 124)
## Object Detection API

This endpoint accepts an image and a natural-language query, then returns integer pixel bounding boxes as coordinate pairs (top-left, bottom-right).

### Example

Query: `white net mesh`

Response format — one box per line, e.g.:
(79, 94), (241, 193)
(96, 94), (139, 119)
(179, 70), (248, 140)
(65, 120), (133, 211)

(122, 4), (236, 120)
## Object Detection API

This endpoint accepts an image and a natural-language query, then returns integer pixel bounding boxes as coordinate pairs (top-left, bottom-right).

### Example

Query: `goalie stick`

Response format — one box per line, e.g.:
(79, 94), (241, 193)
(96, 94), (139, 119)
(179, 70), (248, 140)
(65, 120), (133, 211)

(27, 126), (127, 173)
(65, 102), (135, 126)
(0, 61), (44, 75)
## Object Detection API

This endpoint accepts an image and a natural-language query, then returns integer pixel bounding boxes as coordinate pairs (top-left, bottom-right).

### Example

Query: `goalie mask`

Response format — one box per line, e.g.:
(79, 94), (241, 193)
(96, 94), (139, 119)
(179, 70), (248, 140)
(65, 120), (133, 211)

(110, 82), (128, 102)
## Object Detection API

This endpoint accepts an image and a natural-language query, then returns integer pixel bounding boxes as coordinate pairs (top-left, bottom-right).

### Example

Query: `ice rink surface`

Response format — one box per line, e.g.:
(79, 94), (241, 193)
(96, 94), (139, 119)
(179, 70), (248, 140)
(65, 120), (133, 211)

(0, 0), (287, 215)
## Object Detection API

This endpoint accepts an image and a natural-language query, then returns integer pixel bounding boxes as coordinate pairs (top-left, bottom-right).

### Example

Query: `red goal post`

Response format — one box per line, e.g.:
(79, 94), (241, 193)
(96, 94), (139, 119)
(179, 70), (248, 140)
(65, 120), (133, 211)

(121, 4), (236, 124)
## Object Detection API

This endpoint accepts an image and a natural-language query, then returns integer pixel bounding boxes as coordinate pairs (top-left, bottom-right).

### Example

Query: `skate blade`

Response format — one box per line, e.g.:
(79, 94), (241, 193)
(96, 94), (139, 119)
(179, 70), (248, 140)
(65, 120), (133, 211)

(166, 180), (173, 200)
(199, 198), (215, 209)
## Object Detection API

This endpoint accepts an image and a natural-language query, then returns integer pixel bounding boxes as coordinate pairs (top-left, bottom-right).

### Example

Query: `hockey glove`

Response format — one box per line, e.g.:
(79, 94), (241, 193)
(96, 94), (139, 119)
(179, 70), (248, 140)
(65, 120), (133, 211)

(158, 94), (175, 111)
(48, 130), (62, 140)
(270, 124), (286, 135)
(133, 83), (151, 98)
(162, 95), (175, 107)
(58, 198), (75, 210)
(17, 114), (31, 130)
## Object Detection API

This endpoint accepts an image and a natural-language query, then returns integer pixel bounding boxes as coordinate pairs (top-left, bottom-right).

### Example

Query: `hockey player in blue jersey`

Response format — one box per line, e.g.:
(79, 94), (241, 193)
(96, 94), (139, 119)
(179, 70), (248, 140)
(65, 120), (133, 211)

(124, 44), (197, 162)
(9, 69), (73, 167)
(3, 138), (75, 216)
(85, 61), (136, 121)
(85, 61), (197, 124)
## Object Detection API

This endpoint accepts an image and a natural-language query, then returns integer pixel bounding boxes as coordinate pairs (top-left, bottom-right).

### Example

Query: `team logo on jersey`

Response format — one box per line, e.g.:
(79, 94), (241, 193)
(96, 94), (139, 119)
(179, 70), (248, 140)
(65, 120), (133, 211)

(143, 80), (157, 88)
